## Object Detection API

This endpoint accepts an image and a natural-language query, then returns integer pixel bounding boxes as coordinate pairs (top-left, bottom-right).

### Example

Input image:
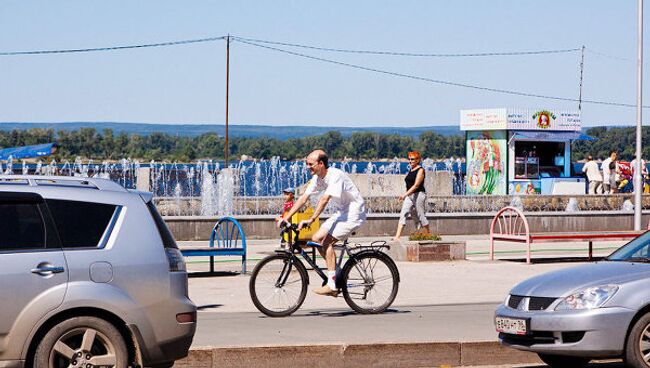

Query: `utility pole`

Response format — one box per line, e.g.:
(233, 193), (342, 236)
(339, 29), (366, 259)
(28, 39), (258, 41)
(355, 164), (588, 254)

(635, 0), (644, 230)
(225, 35), (231, 169)
(578, 45), (585, 111)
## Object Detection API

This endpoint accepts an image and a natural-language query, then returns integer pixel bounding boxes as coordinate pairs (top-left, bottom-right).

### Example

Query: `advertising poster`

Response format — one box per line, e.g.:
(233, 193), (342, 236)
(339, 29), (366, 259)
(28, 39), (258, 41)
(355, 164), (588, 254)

(466, 131), (506, 195)
(509, 180), (542, 195)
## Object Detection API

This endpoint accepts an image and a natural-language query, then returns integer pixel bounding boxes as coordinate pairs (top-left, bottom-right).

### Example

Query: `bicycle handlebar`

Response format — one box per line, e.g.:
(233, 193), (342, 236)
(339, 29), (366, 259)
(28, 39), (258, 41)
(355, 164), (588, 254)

(279, 221), (299, 236)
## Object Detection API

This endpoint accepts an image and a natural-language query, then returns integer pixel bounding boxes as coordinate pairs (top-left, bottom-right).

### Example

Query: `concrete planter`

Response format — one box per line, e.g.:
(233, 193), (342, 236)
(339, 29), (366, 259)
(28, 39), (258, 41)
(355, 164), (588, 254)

(386, 240), (466, 262)
(405, 240), (466, 262)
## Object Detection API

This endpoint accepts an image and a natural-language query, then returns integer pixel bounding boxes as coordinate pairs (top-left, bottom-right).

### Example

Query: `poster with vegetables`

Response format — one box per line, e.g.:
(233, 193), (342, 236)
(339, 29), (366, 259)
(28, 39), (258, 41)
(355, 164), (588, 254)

(466, 131), (506, 195)
(509, 180), (541, 195)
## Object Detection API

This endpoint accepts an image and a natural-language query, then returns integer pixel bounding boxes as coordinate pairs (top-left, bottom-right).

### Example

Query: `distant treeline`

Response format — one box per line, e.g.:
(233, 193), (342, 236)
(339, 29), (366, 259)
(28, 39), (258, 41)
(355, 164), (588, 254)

(0, 126), (645, 162)
(0, 128), (464, 161)
(572, 127), (650, 161)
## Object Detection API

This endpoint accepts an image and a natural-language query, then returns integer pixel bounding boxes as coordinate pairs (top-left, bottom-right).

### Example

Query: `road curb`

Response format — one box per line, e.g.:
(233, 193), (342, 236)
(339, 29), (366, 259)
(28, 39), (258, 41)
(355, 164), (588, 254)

(173, 341), (541, 367)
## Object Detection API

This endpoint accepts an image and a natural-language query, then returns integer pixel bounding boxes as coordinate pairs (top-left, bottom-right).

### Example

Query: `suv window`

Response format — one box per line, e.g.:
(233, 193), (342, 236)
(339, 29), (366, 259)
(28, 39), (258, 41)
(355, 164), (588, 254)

(0, 202), (45, 250)
(146, 201), (178, 249)
(46, 199), (117, 248)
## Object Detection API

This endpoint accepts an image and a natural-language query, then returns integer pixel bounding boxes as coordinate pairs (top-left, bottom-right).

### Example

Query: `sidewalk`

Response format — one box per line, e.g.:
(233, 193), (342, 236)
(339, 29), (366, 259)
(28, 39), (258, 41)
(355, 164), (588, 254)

(174, 234), (629, 367)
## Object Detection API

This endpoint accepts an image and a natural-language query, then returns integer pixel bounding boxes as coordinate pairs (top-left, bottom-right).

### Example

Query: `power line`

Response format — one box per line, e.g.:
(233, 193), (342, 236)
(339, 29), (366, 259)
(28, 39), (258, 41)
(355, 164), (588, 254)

(0, 33), (644, 109)
(235, 38), (650, 109)
(0, 34), (582, 59)
(234, 36), (581, 58)
(0, 36), (226, 56)
(585, 48), (643, 63)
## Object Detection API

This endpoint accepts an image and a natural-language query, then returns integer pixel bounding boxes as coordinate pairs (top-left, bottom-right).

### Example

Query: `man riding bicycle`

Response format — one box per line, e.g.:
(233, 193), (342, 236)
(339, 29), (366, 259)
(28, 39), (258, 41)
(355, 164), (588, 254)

(277, 149), (367, 296)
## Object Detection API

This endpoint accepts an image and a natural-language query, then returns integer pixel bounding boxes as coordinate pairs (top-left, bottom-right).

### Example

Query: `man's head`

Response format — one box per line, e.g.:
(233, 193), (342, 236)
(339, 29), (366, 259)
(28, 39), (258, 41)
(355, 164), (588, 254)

(587, 155), (593, 161)
(611, 150), (618, 160)
(306, 150), (329, 177)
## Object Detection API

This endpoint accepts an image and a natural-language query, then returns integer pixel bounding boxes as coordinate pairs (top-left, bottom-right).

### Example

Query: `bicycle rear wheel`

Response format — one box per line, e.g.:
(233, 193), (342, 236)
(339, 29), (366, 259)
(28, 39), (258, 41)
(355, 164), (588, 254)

(341, 252), (399, 314)
(249, 253), (308, 317)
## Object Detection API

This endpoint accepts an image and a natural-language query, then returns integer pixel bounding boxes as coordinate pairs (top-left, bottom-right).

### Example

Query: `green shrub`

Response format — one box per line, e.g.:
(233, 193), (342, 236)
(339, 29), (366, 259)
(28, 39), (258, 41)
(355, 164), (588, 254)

(408, 232), (441, 241)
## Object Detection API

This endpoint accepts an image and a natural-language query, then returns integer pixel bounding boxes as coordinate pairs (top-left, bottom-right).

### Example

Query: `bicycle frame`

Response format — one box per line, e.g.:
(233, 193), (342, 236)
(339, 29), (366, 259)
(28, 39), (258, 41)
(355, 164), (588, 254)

(278, 224), (389, 286)
(250, 223), (399, 316)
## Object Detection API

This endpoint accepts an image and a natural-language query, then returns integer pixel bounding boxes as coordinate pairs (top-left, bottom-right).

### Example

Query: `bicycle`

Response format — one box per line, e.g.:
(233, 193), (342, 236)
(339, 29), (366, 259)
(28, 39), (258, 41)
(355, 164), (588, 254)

(249, 222), (400, 317)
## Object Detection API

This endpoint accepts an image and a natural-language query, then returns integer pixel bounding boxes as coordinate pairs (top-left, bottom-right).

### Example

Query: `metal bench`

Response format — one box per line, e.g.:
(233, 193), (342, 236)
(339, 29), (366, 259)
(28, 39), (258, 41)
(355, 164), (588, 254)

(180, 217), (247, 273)
(489, 206), (647, 264)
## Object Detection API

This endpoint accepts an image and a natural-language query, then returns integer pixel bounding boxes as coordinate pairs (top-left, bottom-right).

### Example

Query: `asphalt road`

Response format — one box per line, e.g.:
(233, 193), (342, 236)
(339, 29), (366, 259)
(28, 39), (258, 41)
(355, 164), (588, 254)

(192, 302), (500, 347)
(183, 236), (633, 367)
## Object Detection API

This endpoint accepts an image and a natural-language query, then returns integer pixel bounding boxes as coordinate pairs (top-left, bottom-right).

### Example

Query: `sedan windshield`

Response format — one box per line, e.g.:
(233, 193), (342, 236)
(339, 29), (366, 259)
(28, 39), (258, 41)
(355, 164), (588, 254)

(607, 231), (650, 261)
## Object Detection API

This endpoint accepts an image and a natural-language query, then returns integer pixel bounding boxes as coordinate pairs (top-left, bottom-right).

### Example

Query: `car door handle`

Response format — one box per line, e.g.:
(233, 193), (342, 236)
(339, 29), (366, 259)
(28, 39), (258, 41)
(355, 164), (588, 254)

(31, 266), (65, 275)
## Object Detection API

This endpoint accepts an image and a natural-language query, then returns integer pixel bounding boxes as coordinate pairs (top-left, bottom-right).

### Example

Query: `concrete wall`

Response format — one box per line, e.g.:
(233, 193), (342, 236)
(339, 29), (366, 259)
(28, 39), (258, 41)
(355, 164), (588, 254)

(164, 211), (650, 241)
(348, 171), (450, 197)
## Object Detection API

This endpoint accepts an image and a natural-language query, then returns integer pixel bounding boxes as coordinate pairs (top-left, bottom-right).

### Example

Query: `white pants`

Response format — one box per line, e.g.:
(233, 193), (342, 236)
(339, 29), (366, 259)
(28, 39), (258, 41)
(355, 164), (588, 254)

(588, 180), (603, 194)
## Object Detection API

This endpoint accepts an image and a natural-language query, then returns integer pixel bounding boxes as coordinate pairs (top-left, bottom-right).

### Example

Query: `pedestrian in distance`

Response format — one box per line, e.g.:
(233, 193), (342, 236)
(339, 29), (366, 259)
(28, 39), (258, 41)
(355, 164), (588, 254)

(602, 151), (618, 194)
(277, 149), (366, 296)
(393, 151), (430, 241)
(630, 157), (649, 193)
(582, 155), (603, 194)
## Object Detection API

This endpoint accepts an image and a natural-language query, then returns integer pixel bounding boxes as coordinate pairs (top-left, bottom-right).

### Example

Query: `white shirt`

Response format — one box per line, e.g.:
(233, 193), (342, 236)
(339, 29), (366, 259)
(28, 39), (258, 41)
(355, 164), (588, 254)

(582, 160), (602, 182)
(602, 157), (613, 183)
(630, 158), (648, 175)
(304, 167), (366, 221)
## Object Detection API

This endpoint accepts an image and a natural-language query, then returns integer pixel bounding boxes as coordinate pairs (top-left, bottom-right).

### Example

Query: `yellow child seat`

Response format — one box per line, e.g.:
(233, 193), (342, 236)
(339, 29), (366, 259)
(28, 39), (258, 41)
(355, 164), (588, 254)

(283, 205), (320, 242)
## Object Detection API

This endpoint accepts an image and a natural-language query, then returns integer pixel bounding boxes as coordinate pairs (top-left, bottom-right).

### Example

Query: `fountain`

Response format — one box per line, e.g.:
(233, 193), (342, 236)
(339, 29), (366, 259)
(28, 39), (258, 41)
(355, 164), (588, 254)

(216, 168), (235, 216)
(622, 199), (634, 212)
(4, 156), (13, 175)
(565, 197), (580, 212)
(8, 156), (647, 218)
(200, 162), (217, 216)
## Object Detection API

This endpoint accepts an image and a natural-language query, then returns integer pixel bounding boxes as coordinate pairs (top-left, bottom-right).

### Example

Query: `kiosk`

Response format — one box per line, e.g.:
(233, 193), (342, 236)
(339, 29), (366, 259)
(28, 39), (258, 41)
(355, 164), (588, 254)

(461, 108), (588, 195)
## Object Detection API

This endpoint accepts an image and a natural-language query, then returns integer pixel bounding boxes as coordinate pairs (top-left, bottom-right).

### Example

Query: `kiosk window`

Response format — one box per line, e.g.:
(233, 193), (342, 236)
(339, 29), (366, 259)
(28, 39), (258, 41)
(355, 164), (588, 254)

(514, 141), (565, 178)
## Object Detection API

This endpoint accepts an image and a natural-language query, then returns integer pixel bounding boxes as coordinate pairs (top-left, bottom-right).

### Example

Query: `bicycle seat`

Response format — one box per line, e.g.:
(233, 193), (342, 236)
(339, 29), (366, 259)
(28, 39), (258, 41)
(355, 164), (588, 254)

(306, 241), (323, 247)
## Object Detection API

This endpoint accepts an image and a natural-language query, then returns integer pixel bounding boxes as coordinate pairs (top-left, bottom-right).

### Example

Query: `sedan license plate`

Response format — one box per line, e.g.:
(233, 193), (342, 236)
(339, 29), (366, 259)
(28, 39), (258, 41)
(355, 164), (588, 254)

(495, 316), (527, 335)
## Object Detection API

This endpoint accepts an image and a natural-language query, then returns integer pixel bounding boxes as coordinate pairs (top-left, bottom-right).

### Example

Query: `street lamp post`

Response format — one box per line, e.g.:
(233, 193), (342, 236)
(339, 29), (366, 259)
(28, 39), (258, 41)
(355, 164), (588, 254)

(225, 35), (231, 170)
(635, 0), (644, 230)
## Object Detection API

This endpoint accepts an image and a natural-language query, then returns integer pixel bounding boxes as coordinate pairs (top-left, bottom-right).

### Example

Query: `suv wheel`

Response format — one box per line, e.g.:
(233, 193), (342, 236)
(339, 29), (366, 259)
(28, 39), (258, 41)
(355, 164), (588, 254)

(34, 316), (128, 368)
(537, 353), (590, 368)
(626, 312), (650, 368)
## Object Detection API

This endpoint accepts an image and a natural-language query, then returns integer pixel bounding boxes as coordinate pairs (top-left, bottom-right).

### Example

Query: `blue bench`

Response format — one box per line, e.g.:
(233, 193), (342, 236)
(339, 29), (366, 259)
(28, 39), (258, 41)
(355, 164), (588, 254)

(180, 217), (247, 274)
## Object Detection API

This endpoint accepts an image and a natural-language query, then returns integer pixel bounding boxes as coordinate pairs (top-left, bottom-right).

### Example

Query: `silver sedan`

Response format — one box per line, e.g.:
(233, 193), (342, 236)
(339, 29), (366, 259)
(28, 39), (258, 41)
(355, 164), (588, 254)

(495, 231), (650, 368)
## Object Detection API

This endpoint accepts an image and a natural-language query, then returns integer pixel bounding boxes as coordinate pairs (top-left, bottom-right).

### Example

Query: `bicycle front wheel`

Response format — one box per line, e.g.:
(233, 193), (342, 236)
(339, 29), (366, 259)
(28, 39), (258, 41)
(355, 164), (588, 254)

(342, 252), (399, 314)
(249, 253), (308, 317)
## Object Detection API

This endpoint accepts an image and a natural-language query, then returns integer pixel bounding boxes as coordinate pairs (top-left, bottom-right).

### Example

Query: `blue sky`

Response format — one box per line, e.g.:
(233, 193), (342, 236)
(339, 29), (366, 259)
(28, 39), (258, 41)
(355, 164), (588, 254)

(0, 1), (646, 127)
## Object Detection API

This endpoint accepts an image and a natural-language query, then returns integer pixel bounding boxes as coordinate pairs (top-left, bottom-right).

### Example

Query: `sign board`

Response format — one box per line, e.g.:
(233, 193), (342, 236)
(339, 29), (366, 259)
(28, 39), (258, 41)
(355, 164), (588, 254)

(460, 109), (507, 131)
(460, 109), (581, 131)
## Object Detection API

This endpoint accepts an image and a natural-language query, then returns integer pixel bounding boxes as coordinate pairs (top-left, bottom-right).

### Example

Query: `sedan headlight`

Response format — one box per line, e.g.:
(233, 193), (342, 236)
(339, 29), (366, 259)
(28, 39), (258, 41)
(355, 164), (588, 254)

(555, 285), (619, 311)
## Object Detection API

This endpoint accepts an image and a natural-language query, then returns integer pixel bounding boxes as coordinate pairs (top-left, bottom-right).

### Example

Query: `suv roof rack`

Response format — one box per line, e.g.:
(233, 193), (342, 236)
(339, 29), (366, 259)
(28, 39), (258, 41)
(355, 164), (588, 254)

(0, 175), (128, 192)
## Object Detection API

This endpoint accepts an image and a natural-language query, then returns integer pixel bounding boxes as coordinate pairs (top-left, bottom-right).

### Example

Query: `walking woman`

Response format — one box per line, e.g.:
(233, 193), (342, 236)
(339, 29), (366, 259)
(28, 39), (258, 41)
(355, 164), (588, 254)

(393, 151), (430, 240)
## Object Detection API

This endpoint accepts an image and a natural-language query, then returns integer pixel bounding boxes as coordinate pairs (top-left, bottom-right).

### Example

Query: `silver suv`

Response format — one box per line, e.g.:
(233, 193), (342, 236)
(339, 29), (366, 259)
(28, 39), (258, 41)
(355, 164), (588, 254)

(0, 176), (196, 368)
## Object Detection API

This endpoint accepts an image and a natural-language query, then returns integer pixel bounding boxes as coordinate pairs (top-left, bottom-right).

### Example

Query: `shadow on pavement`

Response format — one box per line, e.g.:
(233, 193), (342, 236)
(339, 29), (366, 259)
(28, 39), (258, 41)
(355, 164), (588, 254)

(256, 308), (409, 319)
(197, 304), (223, 310)
(188, 271), (241, 278)
(504, 256), (605, 264)
(308, 308), (410, 318)
(516, 360), (623, 368)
